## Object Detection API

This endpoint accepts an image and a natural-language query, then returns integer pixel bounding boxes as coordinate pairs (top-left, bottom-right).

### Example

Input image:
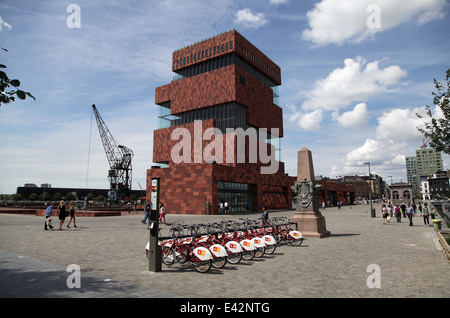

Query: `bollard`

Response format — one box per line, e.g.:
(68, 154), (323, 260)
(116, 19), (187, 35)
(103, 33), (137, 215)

(432, 219), (442, 232)
(149, 178), (162, 272)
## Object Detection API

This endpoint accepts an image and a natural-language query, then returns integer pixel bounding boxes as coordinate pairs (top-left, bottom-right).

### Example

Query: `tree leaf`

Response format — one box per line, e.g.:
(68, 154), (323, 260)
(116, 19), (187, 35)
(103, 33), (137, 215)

(10, 79), (20, 87)
(16, 90), (25, 100)
(0, 70), (8, 81)
(25, 92), (36, 100)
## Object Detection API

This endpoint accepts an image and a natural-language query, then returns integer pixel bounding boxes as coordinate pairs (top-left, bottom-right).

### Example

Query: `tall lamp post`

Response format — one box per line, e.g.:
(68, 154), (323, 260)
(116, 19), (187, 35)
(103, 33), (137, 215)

(364, 162), (375, 217)
(388, 176), (393, 203)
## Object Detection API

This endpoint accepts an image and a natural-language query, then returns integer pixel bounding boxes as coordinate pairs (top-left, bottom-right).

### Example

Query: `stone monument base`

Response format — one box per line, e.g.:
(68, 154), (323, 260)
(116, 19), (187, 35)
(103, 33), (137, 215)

(291, 147), (330, 238)
(291, 208), (330, 238)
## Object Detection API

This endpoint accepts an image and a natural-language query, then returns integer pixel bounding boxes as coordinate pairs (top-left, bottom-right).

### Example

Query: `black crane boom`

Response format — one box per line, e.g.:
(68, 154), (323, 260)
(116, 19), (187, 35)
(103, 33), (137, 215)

(92, 104), (133, 199)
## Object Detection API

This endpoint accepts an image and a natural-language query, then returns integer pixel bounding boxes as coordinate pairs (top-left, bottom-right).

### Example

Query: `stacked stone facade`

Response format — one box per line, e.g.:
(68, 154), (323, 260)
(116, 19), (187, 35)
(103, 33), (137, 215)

(147, 30), (294, 214)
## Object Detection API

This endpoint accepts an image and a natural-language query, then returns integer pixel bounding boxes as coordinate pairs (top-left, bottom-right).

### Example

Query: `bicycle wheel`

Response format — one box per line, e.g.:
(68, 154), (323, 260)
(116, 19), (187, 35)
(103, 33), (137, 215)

(192, 259), (212, 273)
(265, 243), (276, 254)
(272, 231), (282, 244)
(175, 245), (190, 263)
(241, 249), (255, 261)
(211, 256), (227, 269)
(254, 246), (265, 258)
(169, 221), (184, 238)
(226, 251), (242, 264)
(288, 237), (304, 247)
(161, 246), (175, 265)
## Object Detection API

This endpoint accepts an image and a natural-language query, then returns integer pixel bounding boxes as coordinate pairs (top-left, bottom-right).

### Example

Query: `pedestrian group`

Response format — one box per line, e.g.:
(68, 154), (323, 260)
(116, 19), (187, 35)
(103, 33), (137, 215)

(44, 200), (77, 230)
(381, 201), (435, 227)
(141, 200), (166, 224)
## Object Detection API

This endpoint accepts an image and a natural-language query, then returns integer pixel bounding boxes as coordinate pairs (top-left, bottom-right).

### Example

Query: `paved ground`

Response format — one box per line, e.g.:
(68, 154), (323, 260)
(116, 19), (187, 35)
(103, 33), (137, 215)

(0, 203), (448, 298)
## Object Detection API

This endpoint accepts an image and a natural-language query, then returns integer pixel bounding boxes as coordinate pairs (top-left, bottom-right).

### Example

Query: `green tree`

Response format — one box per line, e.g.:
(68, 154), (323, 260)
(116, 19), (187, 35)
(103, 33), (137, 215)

(416, 68), (450, 154)
(28, 193), (38, 201)
(0, 49), (35, 106)
(39, 192), (51, 201)
(52, 192), (62, 201)
(65, 192), (75, 201)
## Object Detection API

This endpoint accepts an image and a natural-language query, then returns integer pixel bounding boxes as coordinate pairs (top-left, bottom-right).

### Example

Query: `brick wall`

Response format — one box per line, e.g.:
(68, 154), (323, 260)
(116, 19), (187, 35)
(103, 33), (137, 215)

(147, 163), (294, 215)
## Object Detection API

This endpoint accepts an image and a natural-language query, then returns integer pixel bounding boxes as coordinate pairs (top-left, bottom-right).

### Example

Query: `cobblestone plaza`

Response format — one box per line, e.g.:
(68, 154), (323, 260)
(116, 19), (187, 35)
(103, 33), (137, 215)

(0, 203), (448, 298)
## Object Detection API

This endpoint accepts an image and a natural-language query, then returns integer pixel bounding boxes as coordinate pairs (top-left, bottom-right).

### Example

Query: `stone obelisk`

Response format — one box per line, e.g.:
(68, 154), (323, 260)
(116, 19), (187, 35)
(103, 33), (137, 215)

(290, 147), (330, 238)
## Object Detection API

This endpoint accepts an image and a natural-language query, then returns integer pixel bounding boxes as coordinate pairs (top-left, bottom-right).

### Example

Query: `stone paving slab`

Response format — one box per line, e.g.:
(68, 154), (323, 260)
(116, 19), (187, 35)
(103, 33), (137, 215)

(0, 203), (448, 298)
(0, 249), (177, 298)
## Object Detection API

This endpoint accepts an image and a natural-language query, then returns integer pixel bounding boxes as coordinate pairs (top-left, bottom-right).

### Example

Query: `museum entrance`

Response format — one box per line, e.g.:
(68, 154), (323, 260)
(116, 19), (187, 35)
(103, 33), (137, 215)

(218, 181), (253, 213)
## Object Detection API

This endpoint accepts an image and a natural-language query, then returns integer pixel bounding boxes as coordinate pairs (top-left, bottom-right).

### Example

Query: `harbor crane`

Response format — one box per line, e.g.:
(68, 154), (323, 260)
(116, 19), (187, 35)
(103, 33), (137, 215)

(92, 104), (133, 200)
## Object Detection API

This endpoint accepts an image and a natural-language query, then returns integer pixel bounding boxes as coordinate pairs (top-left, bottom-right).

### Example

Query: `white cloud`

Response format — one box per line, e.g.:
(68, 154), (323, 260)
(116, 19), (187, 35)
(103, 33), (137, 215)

(332, 103), (369, 128)
(346, 138), (408, 167)
(391, 154), (406, 166)
(290, 109), (323, 131)
(301, 56), (407, 111)
(335, 106), (427, 178)
(346, 139), (382, 164)
(302, 0), (447, 46)
(375, 107), (425, 142)
(270, 0), (289, 5)
(0, 16), (12, 32)
(235, 8), (268, 28)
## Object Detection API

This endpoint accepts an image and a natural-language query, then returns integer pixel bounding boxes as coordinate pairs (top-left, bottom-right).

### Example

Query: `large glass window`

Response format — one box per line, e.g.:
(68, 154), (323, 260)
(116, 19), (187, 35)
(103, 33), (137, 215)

(218, 181), (253, 213)
(156, 102), (180, 129)
(163, 102), (248, 132)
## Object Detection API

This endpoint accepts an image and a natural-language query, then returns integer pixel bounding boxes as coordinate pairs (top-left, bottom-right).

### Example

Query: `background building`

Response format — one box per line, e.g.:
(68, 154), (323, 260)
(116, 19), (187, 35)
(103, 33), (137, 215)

(406, 156), (419, 195)
(317, 179), (355, 207)
(420, 175), (430, 201)
(16, 185), (143, 202)
(405, 147), (443, 198)
(426, 170), (450, 201)
(416, 148), (443, 177)
(390, 182), (413, 205)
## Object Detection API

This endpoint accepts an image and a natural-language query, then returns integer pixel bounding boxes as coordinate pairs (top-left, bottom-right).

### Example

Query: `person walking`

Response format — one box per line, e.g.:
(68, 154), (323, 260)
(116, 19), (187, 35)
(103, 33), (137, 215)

(405, 202), (414, 226)
(261, 207), (269, 226)
(44, 203), (54, 230)
(56, 200), (67, 230)
(386, 204), (392, 222)
(381, 204), (389, 225)
(422, 202), (430, 226)
(159, 203), (166, 224)
(66, 201), (77, 228)
(394, 204), (402, 223)
(142, 200), (151, 224)
(401, 203), (406, 218)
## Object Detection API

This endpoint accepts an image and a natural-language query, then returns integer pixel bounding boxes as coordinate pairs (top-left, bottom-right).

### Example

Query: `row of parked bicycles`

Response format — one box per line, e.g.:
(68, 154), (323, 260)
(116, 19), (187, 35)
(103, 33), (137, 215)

(145, 217), (304, 273)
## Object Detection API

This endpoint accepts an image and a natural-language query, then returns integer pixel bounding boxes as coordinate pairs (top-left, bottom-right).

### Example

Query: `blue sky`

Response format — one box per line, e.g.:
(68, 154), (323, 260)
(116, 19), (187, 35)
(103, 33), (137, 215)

(0, 0), (449, 194)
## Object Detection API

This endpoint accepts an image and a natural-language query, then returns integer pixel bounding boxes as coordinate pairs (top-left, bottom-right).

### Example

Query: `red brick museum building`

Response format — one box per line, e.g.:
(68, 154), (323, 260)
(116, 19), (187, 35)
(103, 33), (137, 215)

(146, 30), (295, 215)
